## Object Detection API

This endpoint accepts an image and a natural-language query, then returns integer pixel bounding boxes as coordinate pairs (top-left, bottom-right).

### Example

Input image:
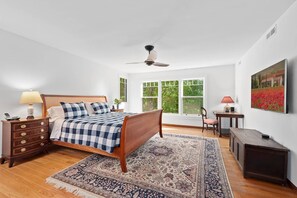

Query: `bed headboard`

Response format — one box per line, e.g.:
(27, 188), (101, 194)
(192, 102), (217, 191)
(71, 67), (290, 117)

(41, 94), (107, 117)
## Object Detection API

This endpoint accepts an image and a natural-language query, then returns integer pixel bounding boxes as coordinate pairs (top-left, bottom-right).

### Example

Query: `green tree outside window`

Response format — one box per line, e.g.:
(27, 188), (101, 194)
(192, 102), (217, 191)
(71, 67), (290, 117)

(120, 77), (127, 102)
(142, 82), (158, 112)
(182, 79), (204, 114)
(162, 80), (179, 113)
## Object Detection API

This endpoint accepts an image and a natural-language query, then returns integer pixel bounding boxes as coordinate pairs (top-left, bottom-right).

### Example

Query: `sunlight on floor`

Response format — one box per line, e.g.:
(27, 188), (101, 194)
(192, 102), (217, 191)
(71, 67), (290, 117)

(162, 125), (221, 140)
(162, 127), (179, 131)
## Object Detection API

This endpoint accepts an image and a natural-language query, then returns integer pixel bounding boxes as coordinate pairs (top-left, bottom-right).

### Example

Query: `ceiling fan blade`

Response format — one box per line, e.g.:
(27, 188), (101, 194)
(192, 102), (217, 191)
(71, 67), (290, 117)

(126, 62), (144, 64)
(147, 50), (157, 61)
(153, 62), (169, 67)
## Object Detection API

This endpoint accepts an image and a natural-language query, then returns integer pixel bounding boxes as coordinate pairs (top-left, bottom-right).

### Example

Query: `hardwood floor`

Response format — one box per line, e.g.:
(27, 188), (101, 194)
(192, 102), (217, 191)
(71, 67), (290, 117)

(0, 125), (296, 198)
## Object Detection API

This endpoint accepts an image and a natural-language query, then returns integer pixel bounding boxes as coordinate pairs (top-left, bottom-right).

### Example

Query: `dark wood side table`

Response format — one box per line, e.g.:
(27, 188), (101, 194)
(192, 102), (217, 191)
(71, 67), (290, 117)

(215, 111), (244, 137)
(0, 117), (49, 167)
(230, 128), (289, 185)
(111, 109), (124, 112)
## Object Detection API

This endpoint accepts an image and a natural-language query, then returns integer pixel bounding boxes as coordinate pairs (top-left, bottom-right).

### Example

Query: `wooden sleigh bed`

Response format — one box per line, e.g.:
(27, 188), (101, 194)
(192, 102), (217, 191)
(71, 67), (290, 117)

(41, 94), (163, 172)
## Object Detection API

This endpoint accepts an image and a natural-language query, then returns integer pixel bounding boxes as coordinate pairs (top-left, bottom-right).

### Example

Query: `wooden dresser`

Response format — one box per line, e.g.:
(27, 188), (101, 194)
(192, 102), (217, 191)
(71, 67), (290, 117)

(230, 128), (289, 185)
(1, 117), (49, 167)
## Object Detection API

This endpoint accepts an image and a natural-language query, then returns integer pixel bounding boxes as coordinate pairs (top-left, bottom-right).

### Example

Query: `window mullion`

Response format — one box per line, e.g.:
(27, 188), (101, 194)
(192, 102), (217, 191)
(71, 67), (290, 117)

(179, 80), (182, 115)
(158, 80), (161, 109)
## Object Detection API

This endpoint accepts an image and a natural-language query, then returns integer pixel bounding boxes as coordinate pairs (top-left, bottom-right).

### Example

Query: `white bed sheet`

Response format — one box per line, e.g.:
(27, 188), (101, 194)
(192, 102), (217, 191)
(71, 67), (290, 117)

(49, 118), (64, 140)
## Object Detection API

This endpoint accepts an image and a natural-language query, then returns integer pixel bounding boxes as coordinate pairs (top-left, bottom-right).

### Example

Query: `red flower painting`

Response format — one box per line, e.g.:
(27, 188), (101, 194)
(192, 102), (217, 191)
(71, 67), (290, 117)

(251, 60), (286, 113)
(251, 87), (284, 112)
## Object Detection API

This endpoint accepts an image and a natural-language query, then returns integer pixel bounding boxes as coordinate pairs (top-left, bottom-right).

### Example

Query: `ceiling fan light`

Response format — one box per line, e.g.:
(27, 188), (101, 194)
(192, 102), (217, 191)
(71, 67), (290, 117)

(147, 50), (157, 61)
(127, 45), (169, 67)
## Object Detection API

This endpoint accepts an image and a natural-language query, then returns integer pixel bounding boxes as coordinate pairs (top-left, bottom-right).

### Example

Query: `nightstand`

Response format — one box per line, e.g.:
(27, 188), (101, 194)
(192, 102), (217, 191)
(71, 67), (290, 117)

(0, 117), (49, 167)
(111, 109), (124, 112)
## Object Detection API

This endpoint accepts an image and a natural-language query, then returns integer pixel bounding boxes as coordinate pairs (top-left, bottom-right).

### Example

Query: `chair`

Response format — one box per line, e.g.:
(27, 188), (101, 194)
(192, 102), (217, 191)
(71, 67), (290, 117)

(201, 107), (218, 135)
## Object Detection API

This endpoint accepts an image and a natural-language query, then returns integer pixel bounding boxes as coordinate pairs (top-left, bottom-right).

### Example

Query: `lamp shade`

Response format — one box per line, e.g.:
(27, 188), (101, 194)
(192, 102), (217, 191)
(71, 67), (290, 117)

(20, 91), (43, 104)
(221, 96), (234, 104)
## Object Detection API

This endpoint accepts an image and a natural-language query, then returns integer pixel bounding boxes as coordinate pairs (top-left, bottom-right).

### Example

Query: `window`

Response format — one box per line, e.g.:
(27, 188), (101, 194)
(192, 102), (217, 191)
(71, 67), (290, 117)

(162, 80), (179, 113)
(142, 81), (158, 112)
(120, 77), (127, 102)
(141, 79), (205, 115)
(182, 79), (204, 114)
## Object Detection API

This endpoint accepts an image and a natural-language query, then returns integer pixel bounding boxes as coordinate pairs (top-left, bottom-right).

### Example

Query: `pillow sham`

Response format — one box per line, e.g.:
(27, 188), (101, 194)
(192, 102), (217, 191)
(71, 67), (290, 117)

(91, 102), (111, 114)
(47, 106), (64, 121)
(60, 102), (88, 119)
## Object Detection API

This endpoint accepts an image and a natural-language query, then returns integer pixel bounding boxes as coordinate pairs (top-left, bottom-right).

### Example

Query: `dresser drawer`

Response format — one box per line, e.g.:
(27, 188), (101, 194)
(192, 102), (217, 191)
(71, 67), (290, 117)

(13, 127), (48, 139)
(13, 133), (49, 147)
(12, 119), (48, 131)
(13, 141), (48, 156)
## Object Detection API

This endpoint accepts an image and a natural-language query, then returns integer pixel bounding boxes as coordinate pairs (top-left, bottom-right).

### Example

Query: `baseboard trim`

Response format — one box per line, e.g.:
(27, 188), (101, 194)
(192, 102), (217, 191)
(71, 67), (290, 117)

(287, 179), (297, 192)
(162, 123), (202, 129)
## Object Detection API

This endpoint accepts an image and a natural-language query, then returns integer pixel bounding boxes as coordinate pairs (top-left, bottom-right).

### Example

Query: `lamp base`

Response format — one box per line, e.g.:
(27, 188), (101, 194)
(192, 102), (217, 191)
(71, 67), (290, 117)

(26, 115), (34, 119)
(27, 104), (34, 119)
(224, 104), (230, 113)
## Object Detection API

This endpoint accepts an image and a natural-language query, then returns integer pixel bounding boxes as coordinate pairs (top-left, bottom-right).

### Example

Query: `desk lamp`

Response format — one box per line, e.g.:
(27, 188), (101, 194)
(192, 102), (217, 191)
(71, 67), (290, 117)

(20, 91), (43, 119)
(221, 96), (234, 112)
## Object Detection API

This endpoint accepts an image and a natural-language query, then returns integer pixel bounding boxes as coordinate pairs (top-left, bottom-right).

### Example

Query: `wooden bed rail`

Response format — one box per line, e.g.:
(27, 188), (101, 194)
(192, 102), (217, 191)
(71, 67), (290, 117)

(119, 109), (163, 172)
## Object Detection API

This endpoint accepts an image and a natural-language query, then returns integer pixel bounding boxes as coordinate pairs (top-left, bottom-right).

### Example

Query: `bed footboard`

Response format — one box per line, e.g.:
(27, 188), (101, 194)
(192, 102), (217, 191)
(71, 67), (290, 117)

(119, 109), (163, 172)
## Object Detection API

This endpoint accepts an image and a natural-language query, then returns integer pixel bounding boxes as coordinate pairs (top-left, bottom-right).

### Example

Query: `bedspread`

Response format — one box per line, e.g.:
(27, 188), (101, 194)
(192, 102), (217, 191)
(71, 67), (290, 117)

(60, 112), (134, 153)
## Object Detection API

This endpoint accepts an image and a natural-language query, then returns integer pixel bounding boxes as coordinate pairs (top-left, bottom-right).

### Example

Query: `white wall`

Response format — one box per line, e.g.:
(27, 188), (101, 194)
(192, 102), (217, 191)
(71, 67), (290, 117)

(128, 65), (235, 127)
(0, 29), (124, 154)
(235, 2), (297, 186)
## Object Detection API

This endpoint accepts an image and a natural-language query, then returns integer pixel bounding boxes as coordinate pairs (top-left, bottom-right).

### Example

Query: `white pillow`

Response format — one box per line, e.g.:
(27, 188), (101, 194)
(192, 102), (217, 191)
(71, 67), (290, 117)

(47, 106), (64, 121)
(84, 102), (95, 115)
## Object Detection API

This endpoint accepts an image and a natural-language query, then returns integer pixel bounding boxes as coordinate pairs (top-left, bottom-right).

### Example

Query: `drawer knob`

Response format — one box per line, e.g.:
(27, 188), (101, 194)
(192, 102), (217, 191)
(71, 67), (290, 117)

(41, 129), (44, 132)
(41, 122), (44, 125)
(40, 135), (44, 139)
(21, 125), (27, 129)
(40, 143), (45, 146)
(21, 132), (27, 137)
(21, 140), (27, 144)
(21, 148), (26, 152)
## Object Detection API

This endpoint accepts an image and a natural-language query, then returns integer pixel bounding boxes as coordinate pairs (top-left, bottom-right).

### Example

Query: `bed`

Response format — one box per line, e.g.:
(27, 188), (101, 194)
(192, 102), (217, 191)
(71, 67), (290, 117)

(41, 94), (163, 172)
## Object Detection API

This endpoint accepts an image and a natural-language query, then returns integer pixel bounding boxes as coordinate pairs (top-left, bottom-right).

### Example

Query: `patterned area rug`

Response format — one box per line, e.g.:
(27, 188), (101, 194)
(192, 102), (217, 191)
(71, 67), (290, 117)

(46, 134), (233, 198)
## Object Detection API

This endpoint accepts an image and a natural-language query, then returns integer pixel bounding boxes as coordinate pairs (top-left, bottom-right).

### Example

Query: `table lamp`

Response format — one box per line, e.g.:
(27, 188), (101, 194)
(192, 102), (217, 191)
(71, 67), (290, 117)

(221, 96), (234, 113)
(20, 91), (43, 119)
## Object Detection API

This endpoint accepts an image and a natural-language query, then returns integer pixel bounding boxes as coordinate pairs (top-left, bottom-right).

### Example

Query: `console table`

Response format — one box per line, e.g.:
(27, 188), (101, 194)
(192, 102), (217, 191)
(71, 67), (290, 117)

(215, 112), (244, 137)
(230, 128), (289, 185)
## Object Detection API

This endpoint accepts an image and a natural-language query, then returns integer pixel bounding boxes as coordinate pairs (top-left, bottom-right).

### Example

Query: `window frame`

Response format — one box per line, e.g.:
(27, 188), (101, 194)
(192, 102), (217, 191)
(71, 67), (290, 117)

(141, 78), (206, 116)
(142, 81), (159, 112)
(181, 78), (205, 115)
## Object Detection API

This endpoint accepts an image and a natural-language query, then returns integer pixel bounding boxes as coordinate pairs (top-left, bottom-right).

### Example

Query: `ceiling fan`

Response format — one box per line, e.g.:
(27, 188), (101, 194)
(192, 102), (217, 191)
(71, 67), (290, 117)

(126, 45), (169, 67)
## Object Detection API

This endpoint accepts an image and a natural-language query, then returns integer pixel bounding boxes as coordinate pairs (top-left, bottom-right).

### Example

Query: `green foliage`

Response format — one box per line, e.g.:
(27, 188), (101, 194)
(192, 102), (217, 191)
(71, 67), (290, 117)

(183, 80), (203, 96)
(183, 98), (203, 114)
(162, 81), (179, 113)
(114, 98), (122, 105)
(120, 78), (127, 102)
(142, 98), (158, 112)
(182, 80), (204, 114)
(143, 82), (158, 97)
(142, 79), (204, 114)
(142, 82), (158, 112)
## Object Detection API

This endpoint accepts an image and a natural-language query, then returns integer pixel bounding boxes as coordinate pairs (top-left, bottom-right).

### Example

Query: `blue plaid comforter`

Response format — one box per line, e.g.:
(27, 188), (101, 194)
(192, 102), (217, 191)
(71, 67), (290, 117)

(60, 112), (134, 153)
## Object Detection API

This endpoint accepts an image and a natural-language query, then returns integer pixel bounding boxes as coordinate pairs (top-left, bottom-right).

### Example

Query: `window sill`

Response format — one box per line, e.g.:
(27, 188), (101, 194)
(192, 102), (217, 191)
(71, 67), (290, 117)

(163, 113), (202, 119)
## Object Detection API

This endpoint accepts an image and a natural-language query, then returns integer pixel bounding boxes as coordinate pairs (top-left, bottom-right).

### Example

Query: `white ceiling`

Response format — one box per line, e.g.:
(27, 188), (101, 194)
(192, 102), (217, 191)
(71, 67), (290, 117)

(0, 0), (295, 73)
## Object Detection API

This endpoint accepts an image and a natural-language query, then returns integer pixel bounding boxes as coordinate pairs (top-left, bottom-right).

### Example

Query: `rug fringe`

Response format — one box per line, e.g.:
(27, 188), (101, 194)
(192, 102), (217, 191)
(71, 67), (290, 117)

(46, 177), (103, 198)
